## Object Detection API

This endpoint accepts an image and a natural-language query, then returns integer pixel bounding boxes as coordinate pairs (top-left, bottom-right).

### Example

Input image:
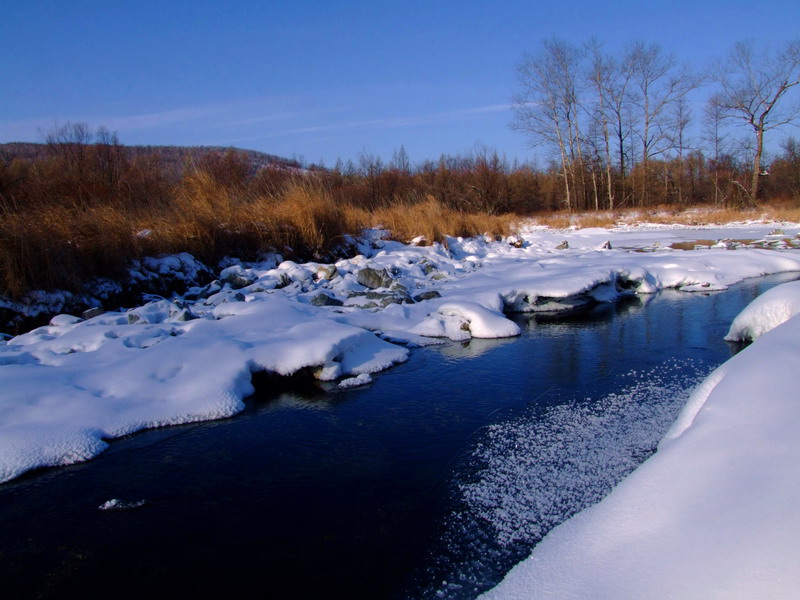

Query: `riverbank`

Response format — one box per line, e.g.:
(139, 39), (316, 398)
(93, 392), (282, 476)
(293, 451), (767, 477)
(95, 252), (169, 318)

(482, 277), (800, 599)
(2, 222), (800, 484)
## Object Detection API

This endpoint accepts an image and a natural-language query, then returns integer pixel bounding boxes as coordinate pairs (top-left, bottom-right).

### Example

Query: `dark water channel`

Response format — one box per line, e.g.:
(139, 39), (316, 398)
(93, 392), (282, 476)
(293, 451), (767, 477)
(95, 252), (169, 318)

(1, 273), (796, 600)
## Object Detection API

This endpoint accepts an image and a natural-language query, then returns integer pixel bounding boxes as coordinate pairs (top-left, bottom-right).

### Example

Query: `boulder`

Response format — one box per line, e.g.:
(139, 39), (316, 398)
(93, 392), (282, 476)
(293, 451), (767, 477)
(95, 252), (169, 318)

(220, 266), (256, 289)
(420, 260), (437, 275)
(81, 307), (105, 320)
(274, 273), (293, 289)
(315, 265), (338, 281)
(310, 293), (344, 307)
(365, 291), (413, 307)
(357, 267), (394, 289)
(413, 290), (442, 302)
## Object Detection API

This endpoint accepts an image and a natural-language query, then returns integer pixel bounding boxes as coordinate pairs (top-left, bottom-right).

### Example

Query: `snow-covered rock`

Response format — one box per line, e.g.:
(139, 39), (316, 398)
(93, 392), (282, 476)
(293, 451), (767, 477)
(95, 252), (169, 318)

(2, 222), (800, 484)
(411, 301), (520, 340)
(724, 280), (800, 341)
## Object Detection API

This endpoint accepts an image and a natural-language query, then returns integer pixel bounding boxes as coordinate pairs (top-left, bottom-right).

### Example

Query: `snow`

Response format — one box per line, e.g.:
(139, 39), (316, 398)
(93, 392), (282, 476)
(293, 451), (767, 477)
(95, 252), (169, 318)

(430, 361), (709, 598)
(337, 373), (373, 389)
(1, 221), (800, 484)
(724, 280), (800, 341)
(481, 285), (800, 600)
(410, 301), (521, 340)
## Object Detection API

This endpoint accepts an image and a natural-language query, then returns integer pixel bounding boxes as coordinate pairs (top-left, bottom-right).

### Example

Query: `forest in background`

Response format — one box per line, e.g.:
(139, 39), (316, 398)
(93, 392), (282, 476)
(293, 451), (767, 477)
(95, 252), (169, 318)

(1, 120), (800, 299)
(1, 39), (799, 298)
(510, 38), (800, 211)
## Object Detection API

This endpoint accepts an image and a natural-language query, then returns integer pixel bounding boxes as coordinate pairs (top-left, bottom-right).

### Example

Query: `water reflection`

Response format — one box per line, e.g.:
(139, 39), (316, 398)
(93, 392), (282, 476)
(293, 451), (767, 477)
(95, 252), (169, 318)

(435, 336), (518, 361)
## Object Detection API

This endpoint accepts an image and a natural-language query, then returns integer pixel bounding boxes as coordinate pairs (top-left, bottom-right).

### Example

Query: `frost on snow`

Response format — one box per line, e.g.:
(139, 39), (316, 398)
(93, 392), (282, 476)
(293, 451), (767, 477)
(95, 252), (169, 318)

(425, 362), (708, 599)
(1, 222), (800, 484)
(482, 288), (800, 600)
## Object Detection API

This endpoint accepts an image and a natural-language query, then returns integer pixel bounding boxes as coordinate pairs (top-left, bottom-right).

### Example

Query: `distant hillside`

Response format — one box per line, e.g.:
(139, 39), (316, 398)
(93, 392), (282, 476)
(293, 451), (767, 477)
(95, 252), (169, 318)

(0, 142), (304, 177)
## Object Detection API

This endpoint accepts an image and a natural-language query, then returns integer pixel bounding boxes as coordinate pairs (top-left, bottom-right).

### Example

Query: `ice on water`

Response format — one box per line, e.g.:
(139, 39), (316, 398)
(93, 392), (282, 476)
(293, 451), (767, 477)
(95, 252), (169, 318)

(483, 279), (800, 599)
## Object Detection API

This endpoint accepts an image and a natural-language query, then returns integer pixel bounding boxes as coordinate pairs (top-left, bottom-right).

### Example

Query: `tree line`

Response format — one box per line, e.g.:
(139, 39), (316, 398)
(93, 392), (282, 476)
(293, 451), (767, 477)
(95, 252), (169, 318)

(1, 129), (800, 226)
(512, 38), (800, 210)
(2, 34), (800, 219)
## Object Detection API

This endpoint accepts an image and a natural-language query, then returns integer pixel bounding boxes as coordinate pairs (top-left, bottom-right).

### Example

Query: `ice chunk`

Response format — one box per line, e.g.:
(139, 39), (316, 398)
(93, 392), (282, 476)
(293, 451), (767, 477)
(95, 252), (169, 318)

(99, 498), (147, 511)
(337, 374), (372, 389)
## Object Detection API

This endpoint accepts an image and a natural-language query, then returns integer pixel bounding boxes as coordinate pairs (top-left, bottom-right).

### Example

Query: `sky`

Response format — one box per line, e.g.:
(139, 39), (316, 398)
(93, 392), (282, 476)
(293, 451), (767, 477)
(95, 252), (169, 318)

(2, 0), (799, 167)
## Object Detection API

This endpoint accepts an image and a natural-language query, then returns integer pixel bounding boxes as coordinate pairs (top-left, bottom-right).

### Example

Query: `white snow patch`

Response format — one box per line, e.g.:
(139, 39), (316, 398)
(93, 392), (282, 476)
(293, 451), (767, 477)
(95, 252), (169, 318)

(337, 373), (372, 389)
(724, 280), (800, 341)
(410, 302), (520, 340)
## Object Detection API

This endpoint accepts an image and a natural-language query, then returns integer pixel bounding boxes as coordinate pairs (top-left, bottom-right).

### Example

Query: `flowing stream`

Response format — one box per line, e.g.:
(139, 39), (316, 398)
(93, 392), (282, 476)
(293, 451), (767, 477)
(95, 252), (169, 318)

(0, 272), (796, 599)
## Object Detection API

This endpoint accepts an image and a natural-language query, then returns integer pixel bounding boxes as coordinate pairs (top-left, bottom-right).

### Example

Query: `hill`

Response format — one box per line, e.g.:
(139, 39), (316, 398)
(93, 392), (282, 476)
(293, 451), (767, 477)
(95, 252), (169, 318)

(0, 142), (304, 178)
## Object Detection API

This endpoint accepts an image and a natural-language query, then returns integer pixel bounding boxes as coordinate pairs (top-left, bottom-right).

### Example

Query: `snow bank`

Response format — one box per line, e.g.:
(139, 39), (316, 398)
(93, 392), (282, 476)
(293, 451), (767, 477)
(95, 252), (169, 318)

(0, 296), (407, 483)
(481, 314), (800, 600)
(2, 223), (800, 484)
(724, 280), (800, 341)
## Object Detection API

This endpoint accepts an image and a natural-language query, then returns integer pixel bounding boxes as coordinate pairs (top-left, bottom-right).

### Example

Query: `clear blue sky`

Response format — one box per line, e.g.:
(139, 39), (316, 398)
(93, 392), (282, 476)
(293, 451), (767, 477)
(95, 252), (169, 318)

(2, 0), (799, 166)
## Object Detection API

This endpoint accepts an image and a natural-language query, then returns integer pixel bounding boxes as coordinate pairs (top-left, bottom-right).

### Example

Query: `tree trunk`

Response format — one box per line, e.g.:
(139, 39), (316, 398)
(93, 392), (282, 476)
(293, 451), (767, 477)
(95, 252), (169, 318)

(751, 124), (765, 203)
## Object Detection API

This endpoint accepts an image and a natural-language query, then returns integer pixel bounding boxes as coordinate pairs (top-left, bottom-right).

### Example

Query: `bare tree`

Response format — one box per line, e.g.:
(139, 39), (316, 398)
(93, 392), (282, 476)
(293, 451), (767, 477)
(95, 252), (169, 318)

(670, 95), (694, 204)
(714, 40), (800, 201)
(626, 42), (699, 205)
(585, 39), (640, 209)
(358, 151), (385, 209)
(606, 51), (636, 206)
(390, 145), (411, 175)
(587, 39), (615, 209)
(514, 39), (586, 212)
(704, 95), (729, 205)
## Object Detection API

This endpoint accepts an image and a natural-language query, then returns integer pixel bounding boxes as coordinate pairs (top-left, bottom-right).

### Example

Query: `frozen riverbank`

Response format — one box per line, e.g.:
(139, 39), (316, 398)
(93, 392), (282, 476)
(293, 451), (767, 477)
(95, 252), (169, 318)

(2, 222), (800, 484)
(482, 279), (800, 600)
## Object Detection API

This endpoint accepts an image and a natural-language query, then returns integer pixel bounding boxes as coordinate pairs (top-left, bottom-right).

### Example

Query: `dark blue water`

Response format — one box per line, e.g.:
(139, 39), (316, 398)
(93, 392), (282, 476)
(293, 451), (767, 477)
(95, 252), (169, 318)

(0, 273), (796, 600)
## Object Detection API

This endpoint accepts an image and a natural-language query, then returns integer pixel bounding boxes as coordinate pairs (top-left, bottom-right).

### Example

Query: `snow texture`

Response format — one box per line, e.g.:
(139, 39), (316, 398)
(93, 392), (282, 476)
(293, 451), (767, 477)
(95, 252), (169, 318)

(724, 279), (800, 341)
(2, 222), (800, 483)
(482, 296), (800, 599)
(425, 362), (708, 600)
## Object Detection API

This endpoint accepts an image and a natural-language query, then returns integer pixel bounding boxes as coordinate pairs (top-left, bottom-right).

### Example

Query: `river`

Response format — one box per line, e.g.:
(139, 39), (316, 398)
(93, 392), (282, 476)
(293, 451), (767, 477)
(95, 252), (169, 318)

(0, 272), (796, 599)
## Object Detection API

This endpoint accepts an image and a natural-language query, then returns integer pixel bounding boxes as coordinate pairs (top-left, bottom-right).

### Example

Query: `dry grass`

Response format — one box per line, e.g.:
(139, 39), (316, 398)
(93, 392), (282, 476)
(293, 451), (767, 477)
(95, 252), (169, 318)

(0, 182), (513, 297)
(532, 212), (573, 229)
(759, 199), (800, 223)
(625, 205), (785, 227)
(533, 211), (620, 229)
(5, 152), (794, 299)
(372, 196), (514, 244)
(0, 204), (137, 297)
(530, 202), (800, 232)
